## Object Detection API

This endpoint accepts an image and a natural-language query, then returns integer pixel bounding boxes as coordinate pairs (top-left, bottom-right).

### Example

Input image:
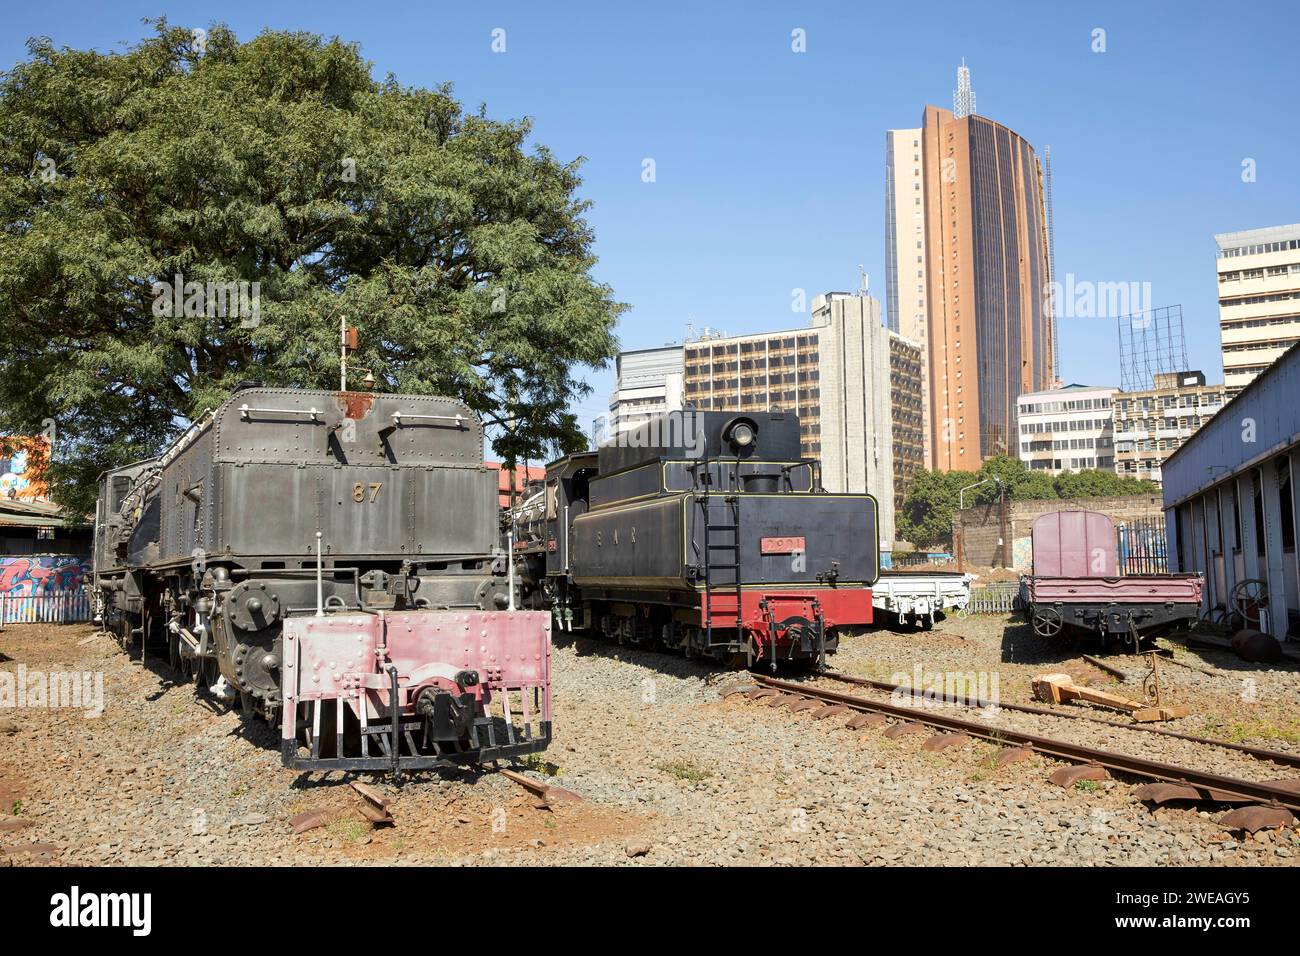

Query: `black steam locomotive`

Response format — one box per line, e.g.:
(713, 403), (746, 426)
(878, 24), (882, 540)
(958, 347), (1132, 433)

(515, 410), (879, 668)
(93, 386), (552, 772)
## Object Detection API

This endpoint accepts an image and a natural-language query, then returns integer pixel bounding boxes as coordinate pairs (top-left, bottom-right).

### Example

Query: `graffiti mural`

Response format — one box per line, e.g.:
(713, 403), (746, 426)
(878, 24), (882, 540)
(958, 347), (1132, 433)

(0, 436), (52, 502)
(0, 556), (90, 596)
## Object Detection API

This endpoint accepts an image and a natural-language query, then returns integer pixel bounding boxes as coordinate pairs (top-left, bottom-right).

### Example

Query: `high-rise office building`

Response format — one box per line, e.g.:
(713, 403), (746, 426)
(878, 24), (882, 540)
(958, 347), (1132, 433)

(886, 63), (1055, 471)
(1215, 223), (1300, 394)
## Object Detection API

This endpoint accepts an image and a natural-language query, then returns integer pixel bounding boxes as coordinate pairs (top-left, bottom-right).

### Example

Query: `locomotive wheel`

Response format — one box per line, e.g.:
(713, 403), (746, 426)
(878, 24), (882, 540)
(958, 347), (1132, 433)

(1032, 607), (1063, 638)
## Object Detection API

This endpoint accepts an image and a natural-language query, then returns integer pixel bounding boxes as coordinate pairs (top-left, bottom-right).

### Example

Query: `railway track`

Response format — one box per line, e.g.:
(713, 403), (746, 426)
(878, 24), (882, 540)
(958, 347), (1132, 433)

(818, 669), (1300, 771)
(725, 674), (1300, 831)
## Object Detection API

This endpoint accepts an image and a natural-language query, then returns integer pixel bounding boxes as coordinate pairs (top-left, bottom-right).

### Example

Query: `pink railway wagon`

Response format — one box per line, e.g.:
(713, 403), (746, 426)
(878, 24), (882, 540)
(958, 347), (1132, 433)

(1018, 510), (1203, 652)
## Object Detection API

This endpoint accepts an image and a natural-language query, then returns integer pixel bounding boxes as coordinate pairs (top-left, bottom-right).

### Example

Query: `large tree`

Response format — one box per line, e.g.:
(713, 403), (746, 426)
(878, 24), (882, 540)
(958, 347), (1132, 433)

(0, 21), (622, 514)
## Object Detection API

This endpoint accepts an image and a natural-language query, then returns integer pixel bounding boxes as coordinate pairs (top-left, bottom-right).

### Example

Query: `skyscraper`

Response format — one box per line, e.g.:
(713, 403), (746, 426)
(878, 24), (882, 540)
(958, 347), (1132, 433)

(885, 62), (1055, 472)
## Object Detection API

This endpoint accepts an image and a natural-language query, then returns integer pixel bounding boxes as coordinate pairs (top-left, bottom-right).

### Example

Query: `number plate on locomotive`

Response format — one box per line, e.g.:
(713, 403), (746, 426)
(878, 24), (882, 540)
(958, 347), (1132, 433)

(760, 536), (805, 554)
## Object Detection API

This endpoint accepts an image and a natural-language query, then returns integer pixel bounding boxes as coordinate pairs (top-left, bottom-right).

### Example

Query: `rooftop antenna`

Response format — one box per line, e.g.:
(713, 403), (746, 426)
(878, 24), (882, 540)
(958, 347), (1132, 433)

(858, 264), (869, 296)
(1045, 144), (1059, 380)
(953, 57), (976, 118)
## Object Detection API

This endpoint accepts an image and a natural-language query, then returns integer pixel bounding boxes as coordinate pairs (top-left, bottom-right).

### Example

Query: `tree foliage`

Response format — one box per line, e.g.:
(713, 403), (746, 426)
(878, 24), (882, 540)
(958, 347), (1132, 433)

(897, 456), (1159, 548)
(0, 21), (623, 514)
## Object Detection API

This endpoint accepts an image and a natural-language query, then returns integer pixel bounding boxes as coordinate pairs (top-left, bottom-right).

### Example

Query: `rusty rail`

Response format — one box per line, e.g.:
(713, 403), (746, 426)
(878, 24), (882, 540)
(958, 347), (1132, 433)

(817, 670), (1300, 770)
(750, 675), (1300, 811)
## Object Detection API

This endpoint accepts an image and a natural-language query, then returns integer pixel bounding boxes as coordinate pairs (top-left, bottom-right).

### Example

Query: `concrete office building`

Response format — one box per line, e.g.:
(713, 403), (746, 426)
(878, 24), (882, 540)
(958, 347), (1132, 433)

(1216, 223), (1300, 395)
(607, 345), (683, 437)
(1016, 384), (1116, 474)
(886, 63), (1054, 471)
(1112, 371), (1227, 486)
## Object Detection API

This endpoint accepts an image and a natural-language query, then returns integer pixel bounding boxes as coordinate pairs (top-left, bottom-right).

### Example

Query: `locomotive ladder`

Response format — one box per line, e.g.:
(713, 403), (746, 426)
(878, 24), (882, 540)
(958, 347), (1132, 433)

(701, 491), (744, 649)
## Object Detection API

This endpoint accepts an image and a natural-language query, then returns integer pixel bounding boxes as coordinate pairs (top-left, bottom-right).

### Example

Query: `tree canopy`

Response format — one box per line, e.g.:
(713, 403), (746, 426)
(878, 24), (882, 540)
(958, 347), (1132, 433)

(897, 456), (1160, 548)
(0, 21), (623, 514)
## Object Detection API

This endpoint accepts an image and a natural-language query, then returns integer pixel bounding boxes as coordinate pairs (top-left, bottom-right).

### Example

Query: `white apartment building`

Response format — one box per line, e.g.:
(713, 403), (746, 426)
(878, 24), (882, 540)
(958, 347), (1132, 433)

(607, 345), (683, 437)
(1016, 384), (1116, 474)
(1216, 223), (1300, 394)
(884, 128), (932, 466)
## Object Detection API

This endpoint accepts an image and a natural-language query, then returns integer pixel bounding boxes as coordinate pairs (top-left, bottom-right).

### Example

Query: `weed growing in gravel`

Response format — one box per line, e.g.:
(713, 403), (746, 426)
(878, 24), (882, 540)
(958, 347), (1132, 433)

(523, 754), (562, 776)
(657, 758), (712, 783)
(11, 800), (23, 816)
(327, 817), (369, 843)
(1201, 716), (1300, 745)
(1074, 780), (1102, 794)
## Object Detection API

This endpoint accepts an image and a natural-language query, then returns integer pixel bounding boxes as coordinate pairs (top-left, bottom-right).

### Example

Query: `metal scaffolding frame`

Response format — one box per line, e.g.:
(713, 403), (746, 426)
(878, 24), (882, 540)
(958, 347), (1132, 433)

(1117, 305), (1189, 392)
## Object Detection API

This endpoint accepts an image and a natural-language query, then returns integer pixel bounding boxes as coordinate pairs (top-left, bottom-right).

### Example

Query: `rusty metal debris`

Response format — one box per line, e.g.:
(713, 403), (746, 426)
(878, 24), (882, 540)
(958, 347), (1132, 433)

(1133, 782), (1252, 806)
(1048, 764), (1110, 788)
(1217, 805), (1296, 833)
(845, 713), (885, 730)
(289, 808), (345, 834)
(500, 768), (583, 808)
(995, 747), (1034, 768)
(812, 705), (849, 720)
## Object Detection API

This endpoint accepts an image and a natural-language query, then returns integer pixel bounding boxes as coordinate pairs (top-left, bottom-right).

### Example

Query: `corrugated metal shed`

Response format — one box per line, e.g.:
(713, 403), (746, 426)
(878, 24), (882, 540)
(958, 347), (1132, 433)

(1161, 341), (1300, 640)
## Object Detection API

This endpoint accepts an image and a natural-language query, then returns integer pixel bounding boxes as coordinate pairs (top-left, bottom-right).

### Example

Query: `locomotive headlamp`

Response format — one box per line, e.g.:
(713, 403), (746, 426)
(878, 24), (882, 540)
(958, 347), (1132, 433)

(726, 421), (756, 450)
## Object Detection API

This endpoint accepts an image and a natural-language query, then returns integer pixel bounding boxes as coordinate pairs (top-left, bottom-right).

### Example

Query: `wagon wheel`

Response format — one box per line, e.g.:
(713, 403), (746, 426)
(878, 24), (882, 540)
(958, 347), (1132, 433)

(1032, 607), (1063, 638)
(1231, 579), (1268, 627)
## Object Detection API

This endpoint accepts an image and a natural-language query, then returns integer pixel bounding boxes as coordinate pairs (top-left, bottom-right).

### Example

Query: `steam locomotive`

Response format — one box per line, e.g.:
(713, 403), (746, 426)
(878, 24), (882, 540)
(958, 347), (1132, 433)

(93, 386), (551, 772)
(514, 410), (879, 668)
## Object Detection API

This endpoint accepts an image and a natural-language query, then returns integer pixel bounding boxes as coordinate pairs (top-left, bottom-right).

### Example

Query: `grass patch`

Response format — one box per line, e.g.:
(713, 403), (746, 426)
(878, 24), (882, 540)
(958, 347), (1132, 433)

(326, 816), (369, 843)
(1075, 779), (1102, 793)
(11, 800), (24, 816)
(1201, 716), (1300, 745)
(656, 757), (712, 783)
(523, 753), (562, 776)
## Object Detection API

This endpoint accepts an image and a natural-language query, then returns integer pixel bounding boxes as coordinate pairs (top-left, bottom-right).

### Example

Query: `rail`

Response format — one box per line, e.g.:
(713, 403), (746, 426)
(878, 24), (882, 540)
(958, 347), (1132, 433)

(745, 675), (1300, 811)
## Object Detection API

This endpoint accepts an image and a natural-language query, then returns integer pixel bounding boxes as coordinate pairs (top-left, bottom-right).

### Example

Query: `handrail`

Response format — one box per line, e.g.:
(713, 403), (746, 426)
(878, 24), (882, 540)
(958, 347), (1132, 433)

(390, 412), (467, 428)
(239, 404), (321, 422)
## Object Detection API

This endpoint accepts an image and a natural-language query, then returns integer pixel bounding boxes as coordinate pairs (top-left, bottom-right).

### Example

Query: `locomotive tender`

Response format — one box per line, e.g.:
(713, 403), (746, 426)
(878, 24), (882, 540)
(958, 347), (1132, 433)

(93, 386), (551, 772)
(517, 410), (879, 667)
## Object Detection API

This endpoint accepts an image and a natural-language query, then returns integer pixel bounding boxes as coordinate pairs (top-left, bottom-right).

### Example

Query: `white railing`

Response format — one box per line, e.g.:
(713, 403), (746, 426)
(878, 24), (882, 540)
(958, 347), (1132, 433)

(0, 590), (93, 626)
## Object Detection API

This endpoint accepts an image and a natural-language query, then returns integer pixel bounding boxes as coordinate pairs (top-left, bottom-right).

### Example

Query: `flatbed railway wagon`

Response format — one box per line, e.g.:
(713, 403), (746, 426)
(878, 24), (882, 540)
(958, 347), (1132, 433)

(517, 410), (880, 668)
(93, 386), (552, 773)
(1018, 510), (1202, 651)
(873, 569), (973, 629)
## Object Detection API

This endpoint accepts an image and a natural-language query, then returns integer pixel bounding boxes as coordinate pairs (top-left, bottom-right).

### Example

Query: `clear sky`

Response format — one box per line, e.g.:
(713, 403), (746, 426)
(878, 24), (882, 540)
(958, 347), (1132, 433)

(6, 1), (1298, 430)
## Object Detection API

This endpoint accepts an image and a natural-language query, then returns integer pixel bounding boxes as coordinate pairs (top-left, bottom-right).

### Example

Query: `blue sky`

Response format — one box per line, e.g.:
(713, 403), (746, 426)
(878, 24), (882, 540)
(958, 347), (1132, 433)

(6, 1), (1298, 429)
